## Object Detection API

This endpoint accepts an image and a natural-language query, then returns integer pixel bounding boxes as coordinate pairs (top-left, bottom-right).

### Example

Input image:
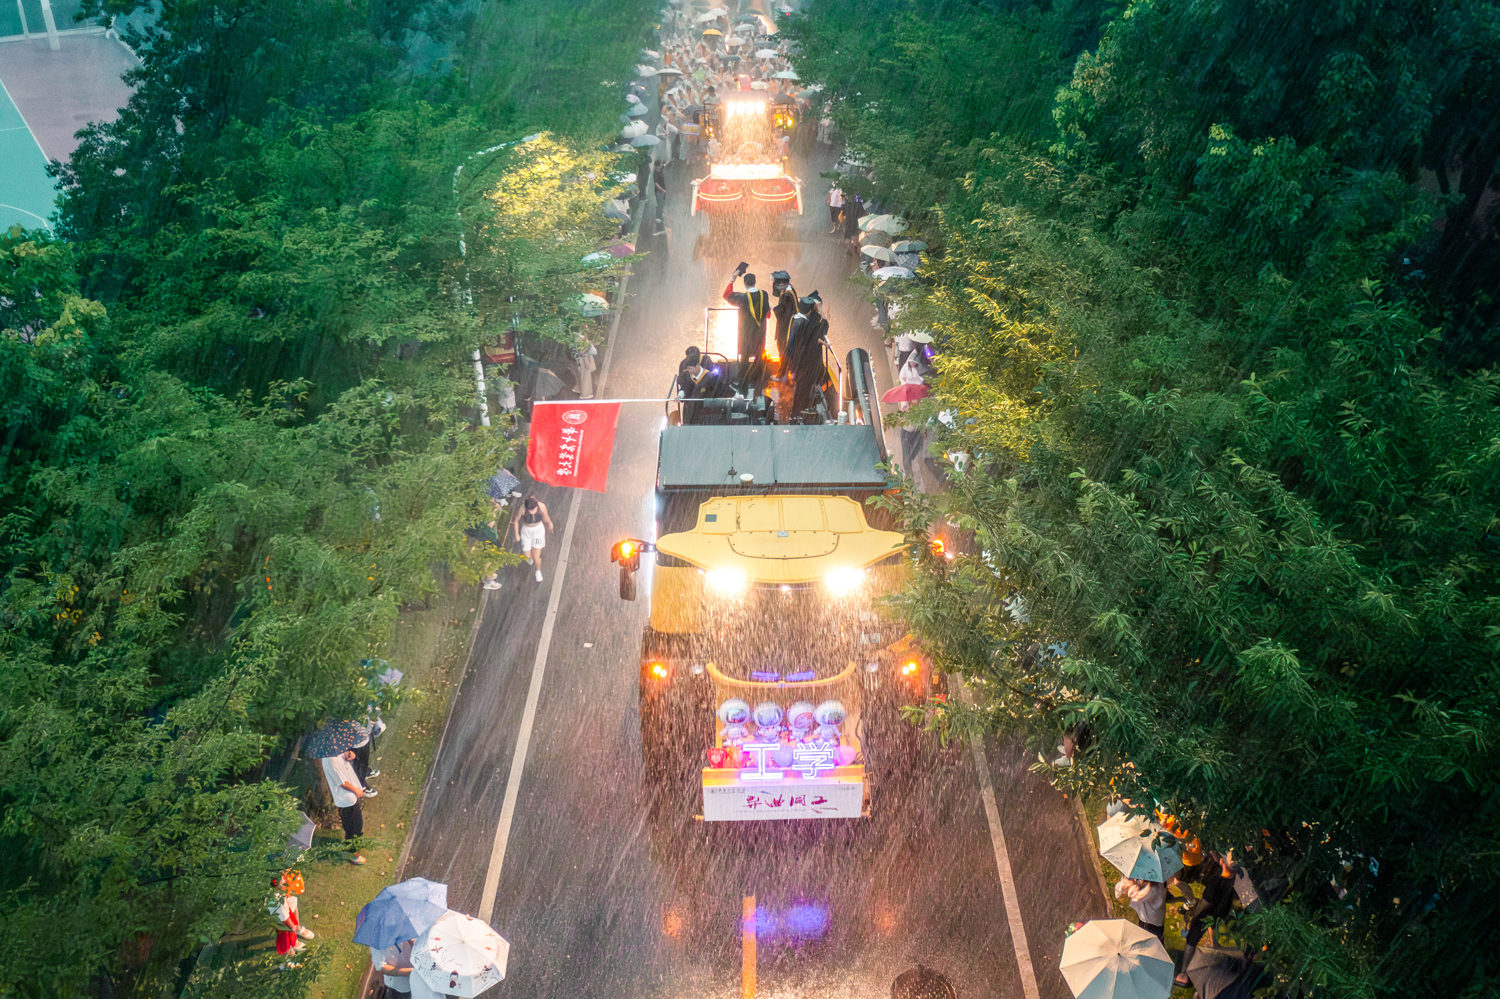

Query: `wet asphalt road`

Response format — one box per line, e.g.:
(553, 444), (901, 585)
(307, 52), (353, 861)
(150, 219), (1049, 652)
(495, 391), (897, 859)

(397, 143), (1106, 999)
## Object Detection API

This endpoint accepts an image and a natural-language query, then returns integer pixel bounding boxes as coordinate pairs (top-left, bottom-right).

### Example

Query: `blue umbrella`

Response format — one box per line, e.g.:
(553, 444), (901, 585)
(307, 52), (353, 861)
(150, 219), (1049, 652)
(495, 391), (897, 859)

(353, 878), (450, 949)
(302, 719), (368, 760)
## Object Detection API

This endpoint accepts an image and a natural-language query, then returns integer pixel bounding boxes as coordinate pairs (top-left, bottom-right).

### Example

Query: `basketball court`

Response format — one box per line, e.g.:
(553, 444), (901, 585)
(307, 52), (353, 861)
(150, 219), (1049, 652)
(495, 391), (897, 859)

(1, 4), (140, 231)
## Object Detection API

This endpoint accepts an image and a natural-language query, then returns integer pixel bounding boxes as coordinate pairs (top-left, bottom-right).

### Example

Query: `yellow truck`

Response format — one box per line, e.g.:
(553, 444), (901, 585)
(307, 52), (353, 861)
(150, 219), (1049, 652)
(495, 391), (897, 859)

(611, 349), (938, 821)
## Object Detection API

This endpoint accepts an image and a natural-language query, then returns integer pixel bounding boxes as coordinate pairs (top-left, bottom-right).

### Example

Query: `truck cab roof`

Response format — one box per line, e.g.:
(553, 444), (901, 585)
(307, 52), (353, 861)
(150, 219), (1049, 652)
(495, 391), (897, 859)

(657, 423), (889, 491)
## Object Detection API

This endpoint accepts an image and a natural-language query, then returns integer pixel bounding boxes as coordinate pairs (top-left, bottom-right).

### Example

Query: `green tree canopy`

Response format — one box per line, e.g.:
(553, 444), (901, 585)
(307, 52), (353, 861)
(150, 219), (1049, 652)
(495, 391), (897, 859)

(789, 0), (1500, 993)
(1, 0), (652, 991)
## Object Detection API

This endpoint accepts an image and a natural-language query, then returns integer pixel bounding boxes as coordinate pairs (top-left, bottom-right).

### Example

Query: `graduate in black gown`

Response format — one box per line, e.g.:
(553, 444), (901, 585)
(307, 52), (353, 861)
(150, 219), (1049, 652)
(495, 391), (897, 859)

(769, 270), (798, 362)
(784, 292), (830, 420)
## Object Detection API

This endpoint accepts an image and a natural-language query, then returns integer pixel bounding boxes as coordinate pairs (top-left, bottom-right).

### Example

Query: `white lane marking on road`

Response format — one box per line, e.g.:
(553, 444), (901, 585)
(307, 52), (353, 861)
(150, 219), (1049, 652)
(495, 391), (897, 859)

(477, 257), (632, 925)
(970, 736), (1042, 999)
(477, 483), (582, 923)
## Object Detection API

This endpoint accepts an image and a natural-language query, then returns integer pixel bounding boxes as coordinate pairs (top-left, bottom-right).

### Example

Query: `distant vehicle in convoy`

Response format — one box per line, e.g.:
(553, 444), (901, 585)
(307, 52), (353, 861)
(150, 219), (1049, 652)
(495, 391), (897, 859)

(691, 85), (803, 223)
(610, 312), (941, 822)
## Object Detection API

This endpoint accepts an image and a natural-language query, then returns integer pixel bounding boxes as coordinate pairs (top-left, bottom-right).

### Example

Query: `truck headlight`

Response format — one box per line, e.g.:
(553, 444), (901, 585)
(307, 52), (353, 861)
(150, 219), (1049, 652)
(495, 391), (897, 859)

(824, 567), (865, 596)
(705, 569), (747, 595)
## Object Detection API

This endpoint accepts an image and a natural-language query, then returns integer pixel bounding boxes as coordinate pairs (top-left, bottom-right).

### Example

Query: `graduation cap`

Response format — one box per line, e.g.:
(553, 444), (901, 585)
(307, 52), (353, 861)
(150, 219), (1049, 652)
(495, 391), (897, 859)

(797, 290), (822, 308)
(770, 270), (790, 282)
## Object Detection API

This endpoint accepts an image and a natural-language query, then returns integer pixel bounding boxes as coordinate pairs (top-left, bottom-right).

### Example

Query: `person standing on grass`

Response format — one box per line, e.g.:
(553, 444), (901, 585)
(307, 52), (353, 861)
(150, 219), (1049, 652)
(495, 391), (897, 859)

(269, 871), (315, 967)
(350, 727), (380, 794)
(515, 496), (553, 583)
(1114, 877), (1166, 941)
(320, 749), (368, 865)
(371, 938), (415, 994)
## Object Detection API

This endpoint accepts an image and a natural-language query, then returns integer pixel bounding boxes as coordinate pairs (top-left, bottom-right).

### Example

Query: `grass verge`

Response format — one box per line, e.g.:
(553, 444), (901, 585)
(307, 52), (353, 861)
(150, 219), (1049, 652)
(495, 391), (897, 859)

(291, 589), (482, 998)
(1082, 793), (1203, 995)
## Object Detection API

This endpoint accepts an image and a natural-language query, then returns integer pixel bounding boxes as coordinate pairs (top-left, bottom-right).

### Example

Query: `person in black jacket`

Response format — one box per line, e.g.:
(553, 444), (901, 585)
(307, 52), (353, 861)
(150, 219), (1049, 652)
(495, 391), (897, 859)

(1174, 851), (1239, 988)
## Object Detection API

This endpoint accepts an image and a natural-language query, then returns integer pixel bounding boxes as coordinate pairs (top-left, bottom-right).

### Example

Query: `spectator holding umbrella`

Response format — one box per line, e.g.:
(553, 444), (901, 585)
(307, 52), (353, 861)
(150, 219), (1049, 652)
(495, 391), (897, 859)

(1114, 876), (1167, 941)
(307, 719), (372, 864)
(355, 877), (448, 995)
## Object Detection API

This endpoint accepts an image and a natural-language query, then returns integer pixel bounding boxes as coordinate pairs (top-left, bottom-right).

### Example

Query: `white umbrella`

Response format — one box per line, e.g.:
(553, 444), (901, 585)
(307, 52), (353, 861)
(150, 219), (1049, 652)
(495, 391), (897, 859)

(867, 215), (910, 234)
(572, 293), (609, 317)
(873, 266), (914, 279)
(772, 70), (799, 79)
(626, 103), (649, 116)
(755, 47), (778, 58)
(630, 133), (662, 147)
(637, 64), (660, 76)
(1096, 813), (1184, 882)
(724, 35), (745, 46)
(622, 121), (649, 139)
(891, 239), (927, 252)
(733, 22), (756, 32)
(625, 93), (642, 104)
(696, 10), (720, 21)
(858, 213), (893, 232)
(657, 67), (684, 77)
(705, 5), (726, 14)
(413, 911), (509, 998)
(1060, 919), (1173, 999)
(860, 245), (897, 263)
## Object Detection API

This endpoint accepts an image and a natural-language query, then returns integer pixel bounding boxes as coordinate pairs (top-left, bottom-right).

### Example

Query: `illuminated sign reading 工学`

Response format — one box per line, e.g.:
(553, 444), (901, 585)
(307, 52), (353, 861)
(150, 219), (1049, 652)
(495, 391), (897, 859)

(739, 741), (840, 781)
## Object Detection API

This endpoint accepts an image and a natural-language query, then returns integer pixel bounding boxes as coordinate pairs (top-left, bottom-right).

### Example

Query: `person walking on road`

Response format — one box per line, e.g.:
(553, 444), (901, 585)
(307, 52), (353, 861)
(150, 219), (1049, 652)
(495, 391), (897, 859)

(826, 184), (844, 233)
(320, 749), (368, 864)
(515, 496), (553, 582)
(652, 159), (669, 235)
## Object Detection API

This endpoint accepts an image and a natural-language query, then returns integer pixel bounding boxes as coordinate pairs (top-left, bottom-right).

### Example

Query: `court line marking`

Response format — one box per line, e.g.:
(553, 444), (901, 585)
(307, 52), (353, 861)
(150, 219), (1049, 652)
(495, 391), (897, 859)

(477, 248), (634, 925)
(970, 735), (1042, 999)
(0, 75), (50, 163)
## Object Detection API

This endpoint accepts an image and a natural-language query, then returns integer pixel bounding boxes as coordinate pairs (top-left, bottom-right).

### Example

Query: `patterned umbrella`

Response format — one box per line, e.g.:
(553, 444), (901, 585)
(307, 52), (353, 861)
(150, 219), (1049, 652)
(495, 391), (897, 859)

(1096, 813), (1184, 882)
(486, 469), (520, 502)
(303, 719), (368, 759)
(413, 911), (509, 997)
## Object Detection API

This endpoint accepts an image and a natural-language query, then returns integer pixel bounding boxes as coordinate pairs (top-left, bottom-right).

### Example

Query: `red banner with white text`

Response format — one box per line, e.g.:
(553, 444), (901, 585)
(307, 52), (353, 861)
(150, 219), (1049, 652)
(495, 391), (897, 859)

(525, 401), (622, 493)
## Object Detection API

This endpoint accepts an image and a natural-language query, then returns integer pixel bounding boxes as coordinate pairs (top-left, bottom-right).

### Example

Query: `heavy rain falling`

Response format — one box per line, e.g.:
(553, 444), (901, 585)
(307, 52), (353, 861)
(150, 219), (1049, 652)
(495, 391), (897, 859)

(3, 1), (1499, 998)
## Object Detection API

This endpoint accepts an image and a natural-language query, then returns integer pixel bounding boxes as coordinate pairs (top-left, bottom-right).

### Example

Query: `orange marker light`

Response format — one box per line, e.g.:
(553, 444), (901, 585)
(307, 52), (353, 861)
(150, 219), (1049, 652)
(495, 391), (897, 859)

(649, 662), (669, 680)
(621, 541), (634, 558)
(902, 661), (919, 675)
(929, 538), (945, 557)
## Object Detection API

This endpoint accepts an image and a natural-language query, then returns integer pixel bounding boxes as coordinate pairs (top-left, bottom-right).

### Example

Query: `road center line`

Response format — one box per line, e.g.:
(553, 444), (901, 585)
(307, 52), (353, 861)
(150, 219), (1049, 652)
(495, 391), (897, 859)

(969, 735), (1041, 999)
(477, 261), (633, 925)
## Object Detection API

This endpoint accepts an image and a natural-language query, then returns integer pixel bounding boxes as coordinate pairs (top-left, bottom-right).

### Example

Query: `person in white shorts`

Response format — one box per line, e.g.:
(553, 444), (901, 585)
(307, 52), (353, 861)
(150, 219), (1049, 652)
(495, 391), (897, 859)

(514, 496), (553, 582)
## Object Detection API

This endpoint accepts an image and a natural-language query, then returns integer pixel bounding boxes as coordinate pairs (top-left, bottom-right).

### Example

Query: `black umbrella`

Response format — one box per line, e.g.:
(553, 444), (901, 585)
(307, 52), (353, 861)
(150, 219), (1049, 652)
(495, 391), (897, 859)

(1186, 946), (1253, 999)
